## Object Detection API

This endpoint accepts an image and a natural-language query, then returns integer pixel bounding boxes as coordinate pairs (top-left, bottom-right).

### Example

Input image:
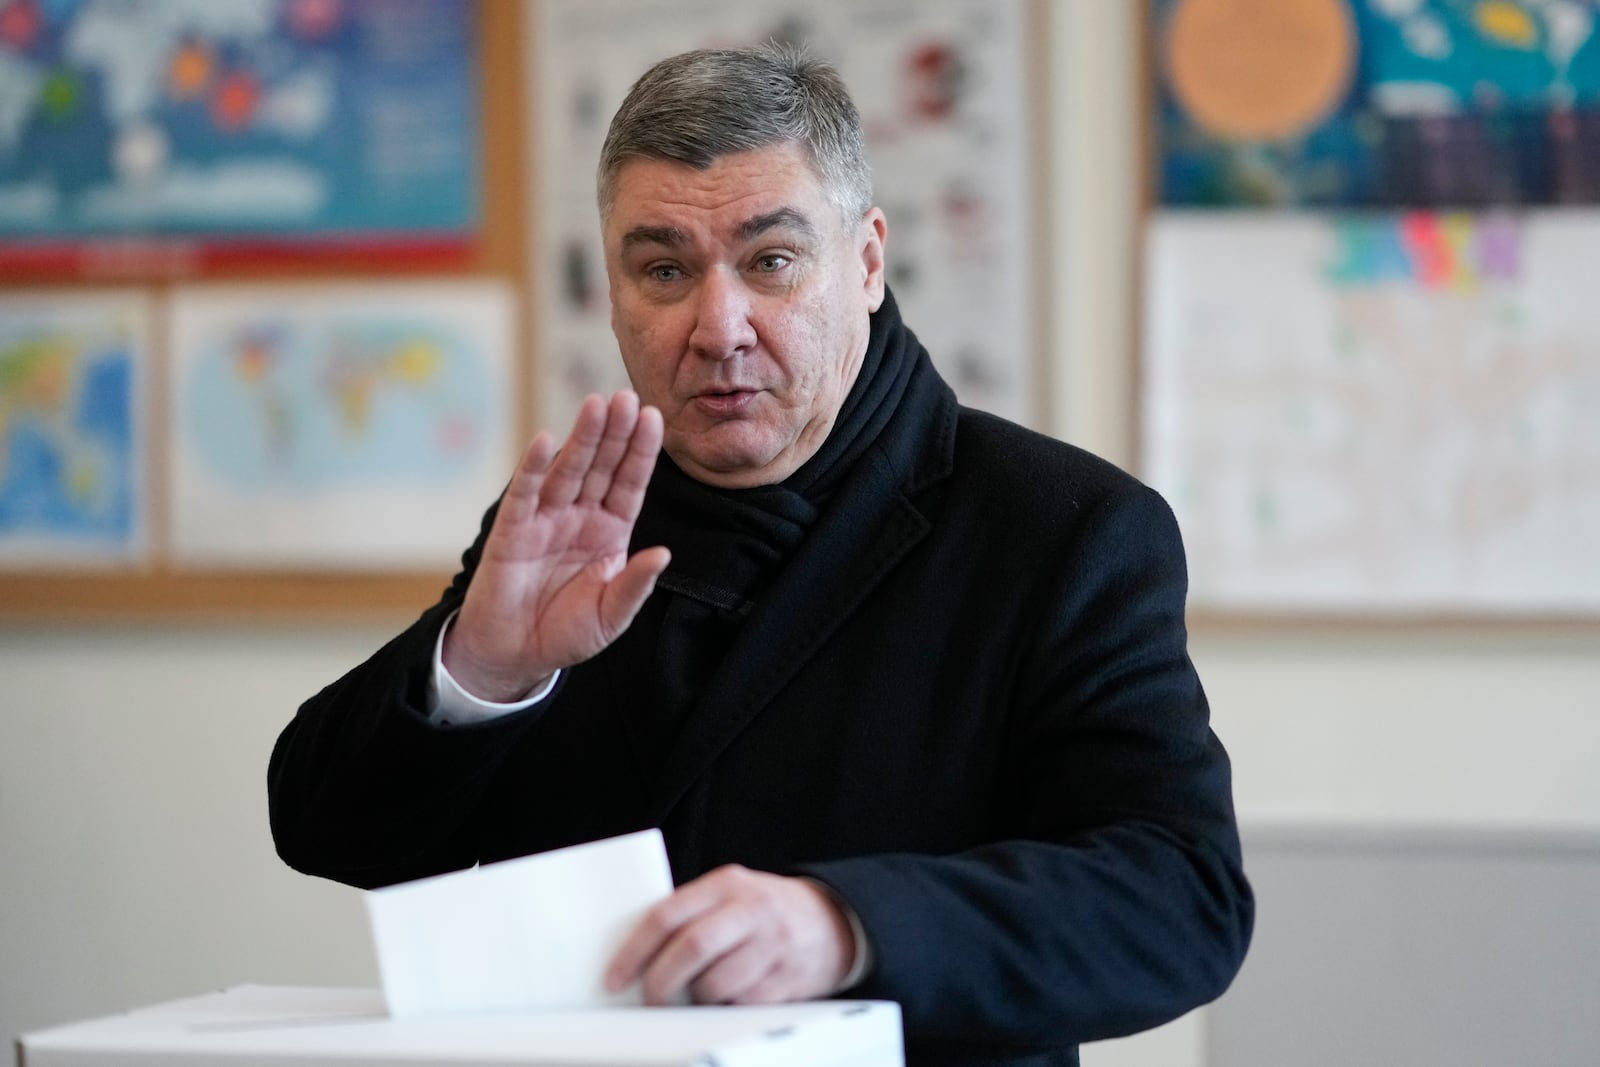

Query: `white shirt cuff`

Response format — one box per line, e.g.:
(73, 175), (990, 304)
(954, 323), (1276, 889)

(800, 877), (874, 992)
(427, 610), (560, 726)
(837, 902), (873, 991)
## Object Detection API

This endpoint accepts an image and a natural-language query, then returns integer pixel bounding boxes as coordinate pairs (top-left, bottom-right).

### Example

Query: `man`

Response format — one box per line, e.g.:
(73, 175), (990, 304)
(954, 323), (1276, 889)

(270, 44), (1252, 1067)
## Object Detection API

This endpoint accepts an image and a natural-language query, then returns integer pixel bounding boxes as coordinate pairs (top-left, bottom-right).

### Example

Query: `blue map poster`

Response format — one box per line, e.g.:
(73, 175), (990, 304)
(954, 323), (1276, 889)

(0, 0), (479, 275)
(0, 290), (148, 565)
(1154, 0), (1600, 207)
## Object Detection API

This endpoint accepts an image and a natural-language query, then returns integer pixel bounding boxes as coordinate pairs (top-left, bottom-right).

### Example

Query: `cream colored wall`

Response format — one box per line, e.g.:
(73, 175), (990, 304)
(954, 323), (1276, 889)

(0, 625), (385, 1042)
(4, 4), (1599, 1063)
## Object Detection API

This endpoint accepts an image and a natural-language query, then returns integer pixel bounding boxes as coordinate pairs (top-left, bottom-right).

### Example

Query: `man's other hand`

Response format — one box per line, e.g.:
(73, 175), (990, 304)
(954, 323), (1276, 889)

(443, 390), (670, 702)
(604, 865), (855, 1005)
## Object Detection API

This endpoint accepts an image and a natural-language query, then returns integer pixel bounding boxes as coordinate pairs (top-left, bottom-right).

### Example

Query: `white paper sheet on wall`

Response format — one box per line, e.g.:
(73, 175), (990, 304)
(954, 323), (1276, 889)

(1142, 210), (1600, 617)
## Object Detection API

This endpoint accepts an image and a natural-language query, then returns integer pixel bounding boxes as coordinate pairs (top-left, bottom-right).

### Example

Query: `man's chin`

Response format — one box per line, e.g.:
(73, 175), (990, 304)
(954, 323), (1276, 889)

(669, 435), (795, 489)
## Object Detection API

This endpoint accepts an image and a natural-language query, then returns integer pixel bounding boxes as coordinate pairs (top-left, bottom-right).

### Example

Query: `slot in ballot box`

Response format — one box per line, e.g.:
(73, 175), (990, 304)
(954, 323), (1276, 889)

(16, 986), (904, 1067)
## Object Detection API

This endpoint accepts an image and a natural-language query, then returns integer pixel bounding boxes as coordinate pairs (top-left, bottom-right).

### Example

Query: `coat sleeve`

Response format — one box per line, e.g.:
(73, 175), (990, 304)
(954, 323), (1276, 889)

(266, 500), (546, 889)
(799, 483), (1254, 1052)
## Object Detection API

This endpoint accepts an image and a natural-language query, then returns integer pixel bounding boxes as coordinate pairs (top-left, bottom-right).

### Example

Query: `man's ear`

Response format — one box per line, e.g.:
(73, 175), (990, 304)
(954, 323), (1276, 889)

(859, 207), (887, 311)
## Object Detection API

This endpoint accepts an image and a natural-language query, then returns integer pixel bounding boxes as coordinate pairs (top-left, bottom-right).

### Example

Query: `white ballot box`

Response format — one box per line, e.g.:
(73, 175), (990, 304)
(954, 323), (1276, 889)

(16, 985), (904, 1067)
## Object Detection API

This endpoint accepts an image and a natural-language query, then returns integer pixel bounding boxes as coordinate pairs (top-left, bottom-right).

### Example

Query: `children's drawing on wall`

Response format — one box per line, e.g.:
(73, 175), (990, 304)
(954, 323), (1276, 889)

(1144, 211), (1600, 616)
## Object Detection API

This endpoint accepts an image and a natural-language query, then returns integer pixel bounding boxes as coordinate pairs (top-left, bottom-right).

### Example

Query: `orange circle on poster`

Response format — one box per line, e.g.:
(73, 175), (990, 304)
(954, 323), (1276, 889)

(1163, 0), (1357, 142)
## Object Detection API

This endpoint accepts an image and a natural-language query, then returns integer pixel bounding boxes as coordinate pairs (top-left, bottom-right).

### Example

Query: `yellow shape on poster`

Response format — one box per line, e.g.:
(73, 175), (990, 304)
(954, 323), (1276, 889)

(1475, 2), (1539, 50)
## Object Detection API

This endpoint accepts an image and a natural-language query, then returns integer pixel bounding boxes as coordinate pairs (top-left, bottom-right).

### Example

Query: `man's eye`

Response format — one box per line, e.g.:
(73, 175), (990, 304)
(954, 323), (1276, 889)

(754, 253), (790, 273)
(647, 264), (682, 282)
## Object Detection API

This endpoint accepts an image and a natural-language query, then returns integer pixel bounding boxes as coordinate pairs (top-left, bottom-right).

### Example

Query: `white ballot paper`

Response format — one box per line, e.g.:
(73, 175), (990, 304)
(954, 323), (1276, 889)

(367, 828), (675, 1018)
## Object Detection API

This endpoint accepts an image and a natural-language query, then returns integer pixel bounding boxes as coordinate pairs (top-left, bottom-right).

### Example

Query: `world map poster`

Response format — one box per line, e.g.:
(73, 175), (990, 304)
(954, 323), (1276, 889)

(0, 290), (148, 566)
(167, 281), (514, 570)
(0, 0), (479, 275)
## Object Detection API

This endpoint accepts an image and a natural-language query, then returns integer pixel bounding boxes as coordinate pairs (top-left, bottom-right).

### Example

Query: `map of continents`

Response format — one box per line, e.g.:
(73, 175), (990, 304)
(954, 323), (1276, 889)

(0, 302), (140, 555)
(181, 314), (490, 492)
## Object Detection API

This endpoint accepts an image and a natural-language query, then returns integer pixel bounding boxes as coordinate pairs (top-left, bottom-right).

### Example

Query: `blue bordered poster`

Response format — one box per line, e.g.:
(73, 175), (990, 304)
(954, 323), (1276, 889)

(0, 0), (480, 275)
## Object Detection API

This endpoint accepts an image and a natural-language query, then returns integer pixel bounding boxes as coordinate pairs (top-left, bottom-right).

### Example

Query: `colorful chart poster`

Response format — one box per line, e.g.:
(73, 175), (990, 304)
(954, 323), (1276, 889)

(0, 0), (479, 275)
(1143, 210), (1600, 616)
(1154, 0), (1600, 207)
(0, 289), (149, 566)
(529, 0), (1037, 433)
(167, 281), (515, 569)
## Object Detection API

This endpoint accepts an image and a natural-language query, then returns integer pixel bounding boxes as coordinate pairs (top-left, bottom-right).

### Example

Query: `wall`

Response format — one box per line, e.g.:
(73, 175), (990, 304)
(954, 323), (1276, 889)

(4, 2), (1599, 1062)
(0, 625), (385, 1040)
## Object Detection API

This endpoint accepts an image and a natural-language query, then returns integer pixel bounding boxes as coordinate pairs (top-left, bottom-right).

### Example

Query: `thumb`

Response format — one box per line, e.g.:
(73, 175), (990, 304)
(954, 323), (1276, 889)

(597, 546), (671, 641)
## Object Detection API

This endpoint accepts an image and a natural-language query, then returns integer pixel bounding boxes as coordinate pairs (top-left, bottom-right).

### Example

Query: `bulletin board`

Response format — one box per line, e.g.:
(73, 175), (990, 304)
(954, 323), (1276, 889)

(1, 0), (1046, 620)
(1138, 0), (1600, 624)
(0, 0), (529, 620)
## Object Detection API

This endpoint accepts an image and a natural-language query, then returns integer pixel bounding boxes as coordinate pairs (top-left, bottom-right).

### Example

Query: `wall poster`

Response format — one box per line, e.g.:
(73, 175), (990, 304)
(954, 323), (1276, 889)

(0, 289), (150, 567)
(0, 0), (480, 277)
(166, 280), (515, 570)
(1144, 211), (1600, 617)
(1154, 0), (1600, 209)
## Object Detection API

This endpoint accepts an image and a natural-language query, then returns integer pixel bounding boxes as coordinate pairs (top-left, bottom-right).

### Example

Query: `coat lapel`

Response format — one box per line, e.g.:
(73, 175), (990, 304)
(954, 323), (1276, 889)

(645, 365), (958, 822)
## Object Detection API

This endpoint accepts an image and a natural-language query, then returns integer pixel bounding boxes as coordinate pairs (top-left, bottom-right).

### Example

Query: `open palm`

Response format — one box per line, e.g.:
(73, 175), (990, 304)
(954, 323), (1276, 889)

(443, 392), (671, 702)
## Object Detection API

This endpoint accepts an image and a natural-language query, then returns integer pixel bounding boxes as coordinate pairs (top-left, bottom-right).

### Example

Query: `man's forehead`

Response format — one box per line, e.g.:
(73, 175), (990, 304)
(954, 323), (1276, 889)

(607, 144), (830, 225)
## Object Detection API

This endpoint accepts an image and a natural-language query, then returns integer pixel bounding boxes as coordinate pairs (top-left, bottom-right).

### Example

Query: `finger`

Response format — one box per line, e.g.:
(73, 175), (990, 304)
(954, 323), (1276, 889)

(640, 906), (751, 1006)
(603, 404), (663, 519)
(541, 394), (608, 507)
(727, 961), (805, 1006)
(597, 546), (671, 642)
(578, 391), (641, 505)
(495, 431), (558, 520)
(688, 939), (783, 1005)
(605, 881), (720, 994)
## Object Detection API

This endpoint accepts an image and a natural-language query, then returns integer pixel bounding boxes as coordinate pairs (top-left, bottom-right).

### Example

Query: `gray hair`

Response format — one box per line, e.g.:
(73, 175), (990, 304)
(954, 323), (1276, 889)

(597, 43), (873, 225)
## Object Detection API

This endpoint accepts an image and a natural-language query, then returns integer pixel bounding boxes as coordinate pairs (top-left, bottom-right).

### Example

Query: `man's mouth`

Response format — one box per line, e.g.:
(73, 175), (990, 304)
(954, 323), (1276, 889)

(692, 388), (759, 416)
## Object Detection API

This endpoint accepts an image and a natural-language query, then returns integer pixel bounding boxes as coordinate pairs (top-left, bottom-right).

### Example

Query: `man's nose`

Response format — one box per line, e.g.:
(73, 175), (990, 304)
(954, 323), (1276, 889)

(688, 268), (758, 360)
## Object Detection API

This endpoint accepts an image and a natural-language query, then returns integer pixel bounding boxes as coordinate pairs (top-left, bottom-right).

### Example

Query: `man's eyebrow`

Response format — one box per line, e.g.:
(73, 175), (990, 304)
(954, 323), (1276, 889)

(736, 207), (817, 242)
(620, 225), (688, 253)
(618, 209), (816, 253)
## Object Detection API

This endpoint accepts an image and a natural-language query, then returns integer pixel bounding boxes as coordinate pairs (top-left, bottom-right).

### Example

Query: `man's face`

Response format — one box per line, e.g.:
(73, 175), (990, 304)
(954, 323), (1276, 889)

(603, 142), (886, 489)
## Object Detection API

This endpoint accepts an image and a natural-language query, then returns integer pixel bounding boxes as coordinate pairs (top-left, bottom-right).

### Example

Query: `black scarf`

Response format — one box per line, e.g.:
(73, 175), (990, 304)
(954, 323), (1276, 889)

(624, 288), (920, 758)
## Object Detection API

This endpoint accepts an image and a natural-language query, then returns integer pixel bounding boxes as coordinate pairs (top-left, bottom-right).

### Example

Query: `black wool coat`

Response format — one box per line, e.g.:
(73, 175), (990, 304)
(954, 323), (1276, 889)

(269, 324), (1253, 1067)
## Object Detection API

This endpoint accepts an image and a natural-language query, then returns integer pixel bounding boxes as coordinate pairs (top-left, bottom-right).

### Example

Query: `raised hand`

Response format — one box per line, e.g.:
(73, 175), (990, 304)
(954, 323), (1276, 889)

(442, 391), (671, 702)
